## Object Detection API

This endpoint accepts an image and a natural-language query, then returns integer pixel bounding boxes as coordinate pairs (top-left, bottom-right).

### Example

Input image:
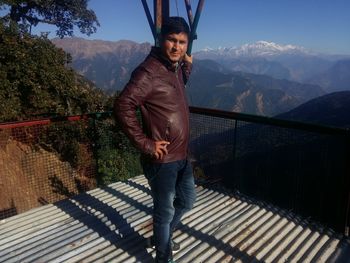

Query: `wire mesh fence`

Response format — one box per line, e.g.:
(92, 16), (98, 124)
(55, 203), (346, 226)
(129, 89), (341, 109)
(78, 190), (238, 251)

(0, 113), (142, 220)
(189, 107), (350, 234)
(1, 107), (350, 234)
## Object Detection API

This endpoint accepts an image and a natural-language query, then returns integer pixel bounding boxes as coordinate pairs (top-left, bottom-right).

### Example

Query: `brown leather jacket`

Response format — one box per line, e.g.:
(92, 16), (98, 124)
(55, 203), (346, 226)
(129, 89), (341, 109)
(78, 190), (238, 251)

(114, 47), (192, 163)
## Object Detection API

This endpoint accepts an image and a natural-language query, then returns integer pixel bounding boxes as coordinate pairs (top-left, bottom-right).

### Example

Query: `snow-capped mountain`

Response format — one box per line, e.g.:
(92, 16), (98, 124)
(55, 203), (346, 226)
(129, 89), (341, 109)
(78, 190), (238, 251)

(195, 41), (312, 59)
(235, 41), (310, 57)
(194, 41), (344, 83)
(52, 38), (350, 95)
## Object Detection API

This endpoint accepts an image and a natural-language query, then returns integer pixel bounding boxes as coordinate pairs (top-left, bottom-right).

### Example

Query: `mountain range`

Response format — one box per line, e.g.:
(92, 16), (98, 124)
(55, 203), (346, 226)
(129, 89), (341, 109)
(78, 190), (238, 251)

(197, 41), (312, 58)
(195, 41), (350, 87)
(187, 59), (324, 115)
(53, 38), (151, 93)
(52, 38), (350, 116)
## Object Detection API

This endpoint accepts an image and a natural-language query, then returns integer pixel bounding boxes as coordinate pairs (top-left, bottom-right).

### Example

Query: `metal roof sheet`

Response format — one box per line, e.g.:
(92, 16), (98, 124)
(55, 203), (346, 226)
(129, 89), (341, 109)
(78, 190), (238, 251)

(1, 175), (350, 263)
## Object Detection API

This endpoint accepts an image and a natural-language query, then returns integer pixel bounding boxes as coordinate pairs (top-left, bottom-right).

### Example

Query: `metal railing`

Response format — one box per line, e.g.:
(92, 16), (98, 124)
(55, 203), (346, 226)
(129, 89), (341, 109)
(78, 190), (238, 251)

(0, 112), (142, 220)
(1, 107), (349, 235)
(189, 106), (350, 235)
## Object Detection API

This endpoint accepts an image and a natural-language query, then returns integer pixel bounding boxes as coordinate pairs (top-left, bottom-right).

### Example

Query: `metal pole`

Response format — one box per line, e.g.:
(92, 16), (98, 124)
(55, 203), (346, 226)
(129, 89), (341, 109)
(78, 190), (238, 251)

(154, 0), (162, 47)
(141, 0), (156, 41)
(233, 119), (239, 188)
(184, 0), (194, 29)
(344, 133), (350, 236)
(187, 0), (205, 55)
(91, 116), (101, 186)
(162, 0), (169, 19)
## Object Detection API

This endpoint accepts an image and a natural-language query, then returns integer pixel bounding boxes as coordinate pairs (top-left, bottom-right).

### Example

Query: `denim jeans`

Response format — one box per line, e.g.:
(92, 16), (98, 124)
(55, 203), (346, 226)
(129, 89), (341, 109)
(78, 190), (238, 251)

(143, 159), (196, 262)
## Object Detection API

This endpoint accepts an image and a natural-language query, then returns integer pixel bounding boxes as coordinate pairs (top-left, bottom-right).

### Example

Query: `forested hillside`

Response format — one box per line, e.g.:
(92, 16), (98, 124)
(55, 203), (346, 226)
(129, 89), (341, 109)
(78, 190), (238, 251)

(0, 22), (108, 122)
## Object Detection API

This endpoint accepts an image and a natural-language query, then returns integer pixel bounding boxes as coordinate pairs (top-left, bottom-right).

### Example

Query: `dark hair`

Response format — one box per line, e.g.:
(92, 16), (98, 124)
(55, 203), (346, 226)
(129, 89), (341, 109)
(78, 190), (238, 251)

(161, 16), (190, 37)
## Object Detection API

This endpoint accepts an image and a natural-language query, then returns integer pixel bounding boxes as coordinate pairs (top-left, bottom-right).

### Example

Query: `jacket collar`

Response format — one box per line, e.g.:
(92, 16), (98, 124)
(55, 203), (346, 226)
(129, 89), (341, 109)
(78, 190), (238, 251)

(150, 47), (181, 72)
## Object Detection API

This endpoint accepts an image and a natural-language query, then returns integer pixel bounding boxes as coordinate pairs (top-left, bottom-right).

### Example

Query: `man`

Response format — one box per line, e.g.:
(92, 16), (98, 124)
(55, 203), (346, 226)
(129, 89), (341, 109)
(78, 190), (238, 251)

(114, 17), (196, 263)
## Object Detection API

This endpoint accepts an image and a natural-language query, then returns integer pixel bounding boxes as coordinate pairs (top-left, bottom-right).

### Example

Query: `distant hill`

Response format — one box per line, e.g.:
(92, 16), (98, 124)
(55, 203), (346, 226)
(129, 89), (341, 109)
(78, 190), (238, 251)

(219, 57), (291, 80)
(52, 37), (151, 93)
(189, 59), (325, 116)
(277, 91), (350, 127)
(307, 60), (350, 93)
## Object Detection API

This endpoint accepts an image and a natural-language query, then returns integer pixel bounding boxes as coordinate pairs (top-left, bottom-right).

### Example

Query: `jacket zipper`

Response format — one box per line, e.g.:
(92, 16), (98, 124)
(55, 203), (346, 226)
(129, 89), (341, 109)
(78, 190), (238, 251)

(174, 62), (180, 86)
(164, 120), (170, 141)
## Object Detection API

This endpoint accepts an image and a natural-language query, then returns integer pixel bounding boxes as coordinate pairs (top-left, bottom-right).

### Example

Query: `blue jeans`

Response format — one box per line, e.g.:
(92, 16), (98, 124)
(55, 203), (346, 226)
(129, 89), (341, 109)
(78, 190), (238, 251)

(143, 159), (196, 262)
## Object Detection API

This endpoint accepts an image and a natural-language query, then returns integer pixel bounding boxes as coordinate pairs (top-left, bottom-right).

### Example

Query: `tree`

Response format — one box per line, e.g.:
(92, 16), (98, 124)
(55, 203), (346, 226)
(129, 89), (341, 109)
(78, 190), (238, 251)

(0, 21), (106, 121)
(0, 0), (99, 38)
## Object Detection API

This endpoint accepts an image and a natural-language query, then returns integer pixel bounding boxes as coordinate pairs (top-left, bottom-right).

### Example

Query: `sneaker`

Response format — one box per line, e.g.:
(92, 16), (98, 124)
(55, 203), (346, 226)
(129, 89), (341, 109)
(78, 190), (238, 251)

(170, 240), (180, 253)
(155, 257), (175, 263)
(145, 236), (153, 248)
(146, 236), (181, 253)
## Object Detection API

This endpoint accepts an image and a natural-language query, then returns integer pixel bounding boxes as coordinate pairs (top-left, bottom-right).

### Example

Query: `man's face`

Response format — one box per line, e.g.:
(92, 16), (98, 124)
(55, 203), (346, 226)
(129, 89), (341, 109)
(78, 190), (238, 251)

(161, 32), (188, 63)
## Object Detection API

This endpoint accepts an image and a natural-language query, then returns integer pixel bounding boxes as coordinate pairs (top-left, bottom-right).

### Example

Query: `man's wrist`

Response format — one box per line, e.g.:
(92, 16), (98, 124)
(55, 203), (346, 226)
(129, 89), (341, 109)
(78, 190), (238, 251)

(144, 138), (156, 155)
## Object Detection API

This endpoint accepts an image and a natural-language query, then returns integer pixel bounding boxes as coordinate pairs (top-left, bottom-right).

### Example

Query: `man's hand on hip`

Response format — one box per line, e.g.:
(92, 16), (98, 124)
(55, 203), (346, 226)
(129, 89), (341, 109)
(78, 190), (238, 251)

(154, 140), (170, 160)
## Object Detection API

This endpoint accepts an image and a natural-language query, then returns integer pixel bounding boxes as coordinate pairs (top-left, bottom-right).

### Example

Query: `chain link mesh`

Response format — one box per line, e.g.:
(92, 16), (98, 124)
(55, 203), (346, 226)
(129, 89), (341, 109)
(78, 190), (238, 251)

(0, 114), (142, 220)
(189, 111), (349, 232)
(1, 110), (349, 233)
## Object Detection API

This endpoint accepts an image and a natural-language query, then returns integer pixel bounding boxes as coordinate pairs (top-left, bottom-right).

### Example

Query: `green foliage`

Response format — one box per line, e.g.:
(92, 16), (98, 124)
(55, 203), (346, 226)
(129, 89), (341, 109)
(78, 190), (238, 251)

(38, 116), (143, 187)
(94, 119), (142, 186)
(0, 16), (141, 186)
(0, 21), (106, 121)
(97, 148), (130, 185)
(0, 0), (99, 38)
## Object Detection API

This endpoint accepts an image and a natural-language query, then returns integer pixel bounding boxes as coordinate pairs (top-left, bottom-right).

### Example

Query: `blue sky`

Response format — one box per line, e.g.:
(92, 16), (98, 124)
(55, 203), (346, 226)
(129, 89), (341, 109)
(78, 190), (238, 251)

(32, 0), (350, 54)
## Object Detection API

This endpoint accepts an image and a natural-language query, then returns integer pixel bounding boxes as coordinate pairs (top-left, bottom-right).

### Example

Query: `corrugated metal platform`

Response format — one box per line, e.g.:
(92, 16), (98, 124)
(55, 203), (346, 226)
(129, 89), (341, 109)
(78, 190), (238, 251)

(1, 175), (350, 263)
